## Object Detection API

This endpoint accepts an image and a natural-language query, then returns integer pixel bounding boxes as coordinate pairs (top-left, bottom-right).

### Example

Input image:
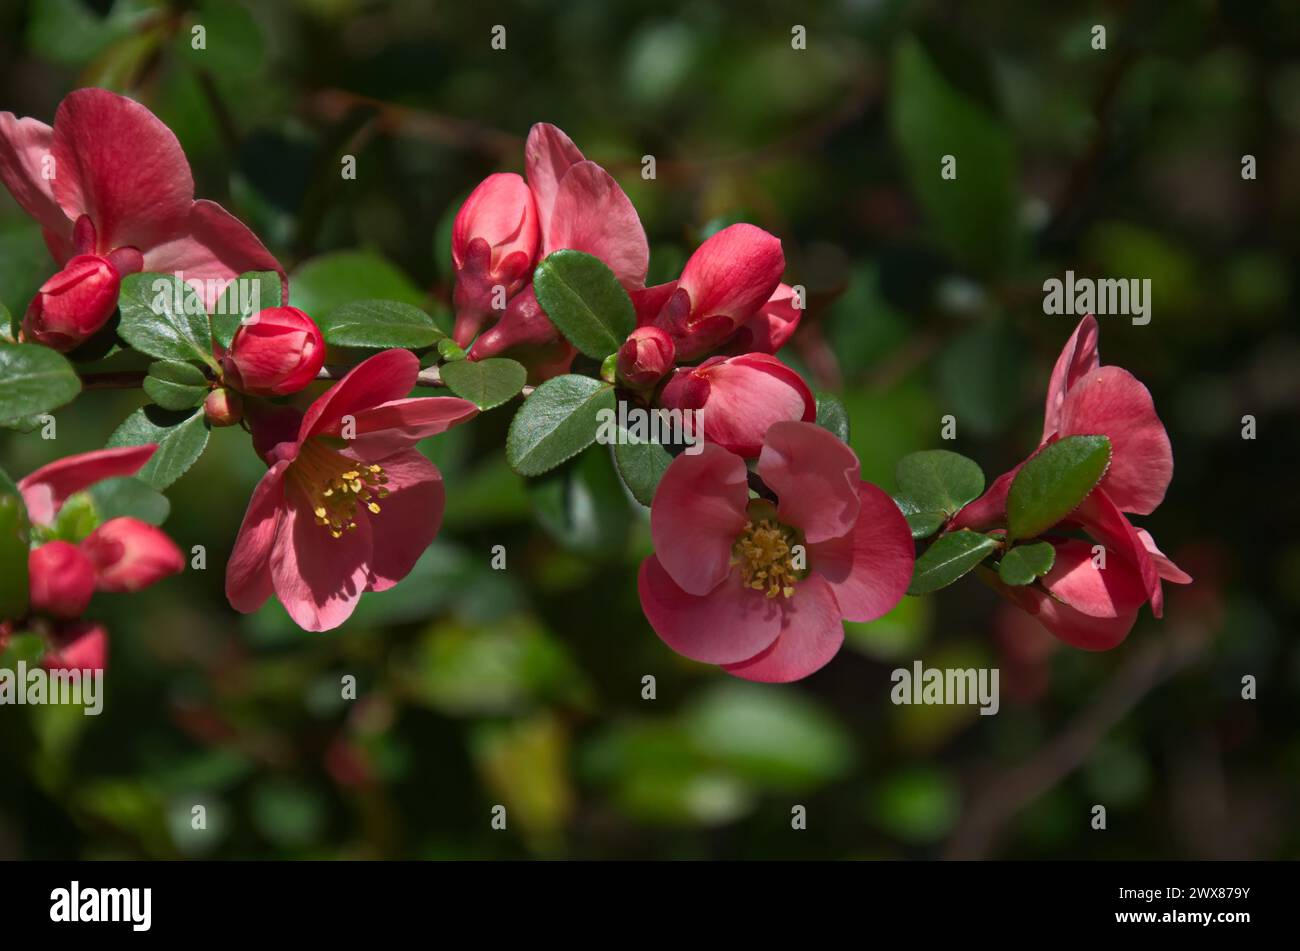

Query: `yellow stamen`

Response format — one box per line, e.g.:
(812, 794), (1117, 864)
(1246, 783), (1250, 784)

(731, 512), (803, 599)
(287, 439), (389, 539)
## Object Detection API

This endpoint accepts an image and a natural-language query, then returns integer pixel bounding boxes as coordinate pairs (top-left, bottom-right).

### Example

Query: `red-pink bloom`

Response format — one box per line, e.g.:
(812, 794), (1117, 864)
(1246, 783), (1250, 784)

(657, 352), (815, 457)
(43, 620), (108, 672)
(451, 172), (540, 345)
(226, 349), (478, 631)
(616, 325), (675, 390)
(81, 517), (184, 593)
(17, 444), (158, 526)
(638, 421), (913, 682)
(0, 88), (284, 350)
(634, 224), (786, 361)
(465, 285), (577, 383)
(720, 282), (804, 355)
(23, 252), (126, 350)
(203, 387), (243, 427)
(220, 306), (325, 396)
(28, 541), (96, 619)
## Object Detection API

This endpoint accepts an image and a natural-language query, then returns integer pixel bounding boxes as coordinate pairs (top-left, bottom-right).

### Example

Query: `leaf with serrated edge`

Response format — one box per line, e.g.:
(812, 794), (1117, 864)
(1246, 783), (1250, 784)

(107, 406), (210, 490)
(907, 529), (999, 595)
(1006, 435), (1111, 542)
(532, 251), (634, 359)
(506, 375), (615, 477)
(439, 358), (526, 410)
(997, 540), (1055, 586)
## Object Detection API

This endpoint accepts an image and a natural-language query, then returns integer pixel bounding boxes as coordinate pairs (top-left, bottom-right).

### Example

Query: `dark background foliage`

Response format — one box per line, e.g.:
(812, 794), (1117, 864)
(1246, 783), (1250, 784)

(0, 0), (1296, 859)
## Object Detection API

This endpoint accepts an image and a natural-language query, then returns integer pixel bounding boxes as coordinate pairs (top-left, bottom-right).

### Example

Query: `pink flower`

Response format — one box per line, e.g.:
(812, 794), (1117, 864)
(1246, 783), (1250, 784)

(720, 282), (804, 356)
(638, 421), (913, 682)
(29, 541), (96, 618)
(203, 387), (243, 427)
(18, 444), (159, 526)
(657, 352), (815, 457)
(220, 305), (326, 396)
(634, 224), (786, 361)
(616, 325), (675, 390)
(451, 172), (540, 345)
(43, 620), (108, 672)
(0, 88), (284, 350)
(226, 349), (478, 631)
(463, 285), (577, 383)
(82, 517), (185, 593)
(950, 315), (1190, 648)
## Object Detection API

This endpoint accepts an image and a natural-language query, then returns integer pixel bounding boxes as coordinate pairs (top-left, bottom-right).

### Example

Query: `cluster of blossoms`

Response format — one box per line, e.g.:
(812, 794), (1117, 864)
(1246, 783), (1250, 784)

(0, 88), (1187, 685)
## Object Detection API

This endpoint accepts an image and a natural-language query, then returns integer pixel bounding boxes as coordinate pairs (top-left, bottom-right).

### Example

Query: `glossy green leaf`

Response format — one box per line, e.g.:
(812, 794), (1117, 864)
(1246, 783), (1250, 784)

(118, 273), (216, 367)
(896, 449), (985, 517)
(997, 540), (1056, 586)
(532, 250), (635, 359)
(1006, 435), (1111, 541)
(0, 466), (30, 620)
(143, 361), (209, 411)
(612, 438), (673, 507)
(506, 375), (616, 477)
(107, 406), (210, 490)
(85, 477), (171, 526)
(907, 529), (999, 595)
(288, 251), (425, 320)
(211, 270), (282, 349)
(320, 299), (444, 350)
(894, 495), (947, 540)
(439, 357), (527, 410)
(814, 391), (851, 443)
(0, 342), (81, 422)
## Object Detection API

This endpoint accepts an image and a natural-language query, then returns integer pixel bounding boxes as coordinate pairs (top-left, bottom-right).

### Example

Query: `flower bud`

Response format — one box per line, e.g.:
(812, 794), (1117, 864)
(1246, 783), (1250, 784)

(467, 285), (576, 383)
(43, 621), (108, 672)
(81, 517), (184, 593)
(221, 306), (325, 396)
(617, 326), (675, 389)
(21, 254), (122, 351)
(29, 541), (96, 618)
(203, 387), (243, 427)
(452, 173), (540, 346)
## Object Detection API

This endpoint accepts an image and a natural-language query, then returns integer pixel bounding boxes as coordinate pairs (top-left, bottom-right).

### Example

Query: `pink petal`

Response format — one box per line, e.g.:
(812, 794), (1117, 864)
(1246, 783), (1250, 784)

(1056, 365), (1172, 516)
(49, 89), (194, 254)
(1135, 528), (1193, 584)
(723, 282), (803, 354)
(808, 483), (915, 622)
(0, 111), (71, 244)
(18, 444), (157, 525)
(1041, 539), (1149, 619)
(524, 122), (585, 238)
(996, 576), (1138, 651)
(299, 349), (420, 442)
(334, 396), (478, 458)
(650, 443), (750, 596)
(270, 486), (374, 632)
(224, 460), (289, 614)
(546, 160), (649, 288)
(722, 574), (845, 682)
(363, 449), (445, 592)
(452, 172), (537, 266)
(144, 200), (286, 310)
(638, 556), (783, 665)
(756, 420), (860, 544)
(631, 281), (677, 327)
(1069, 488), (1162, 616)
(677, 223), (784, 326)
(1042, 315), (1099, 439)
(947, 464), (1020, 532)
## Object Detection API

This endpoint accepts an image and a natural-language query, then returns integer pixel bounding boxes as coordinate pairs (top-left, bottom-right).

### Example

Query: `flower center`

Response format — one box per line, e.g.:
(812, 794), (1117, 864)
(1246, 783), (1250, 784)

(732, 510), (802, 599)
(288, 439), (388, 538)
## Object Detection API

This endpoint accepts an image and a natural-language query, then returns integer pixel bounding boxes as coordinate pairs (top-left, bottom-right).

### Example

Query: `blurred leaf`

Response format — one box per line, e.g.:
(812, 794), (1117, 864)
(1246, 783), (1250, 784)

(183, 0), (265, 75)
(529, 447), (629, 556)
(506, 375), (615, 477)
(934, 320), (1028, 438)
(1006, 435), (1110, 541)
(289, 251), (425, 321)
(0, 467), (31, 619)
(251, 780), (327, 850)
(107, 406), (211, 490)
(440, 357), (527, 410)
(472, 713), (573, 853)
(26, 0), (144, 67)
(144, 360), (208, 411)
(212, 270), (282, 349)
(118, 273), (217, 367)
(845, 592), (932, 661)
(907, 529), (999, 595)
(997, 540), (1056, 585)
(814, 391), (851, 443)
(84, 476), (171, 526)
(320, 299), (444, 349)
(532, 250), (635, 359)
(870, 766), (960, 844)
(0, 343), (81, 424)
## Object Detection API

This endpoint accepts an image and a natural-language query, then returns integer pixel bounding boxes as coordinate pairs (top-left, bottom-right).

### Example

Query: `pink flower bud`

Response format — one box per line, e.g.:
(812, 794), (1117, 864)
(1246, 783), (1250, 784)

(617, 326), (675, 389)
(21, 254), (122, 351)
(43, 621), (108, 672)
(81, 517), (184, 593)
(467, 285), (576, 383)
(29, 541), (96, 618)
(220, 306), (325, 396)
(203, 387), (243, 427)
(452, 173), (540, 346)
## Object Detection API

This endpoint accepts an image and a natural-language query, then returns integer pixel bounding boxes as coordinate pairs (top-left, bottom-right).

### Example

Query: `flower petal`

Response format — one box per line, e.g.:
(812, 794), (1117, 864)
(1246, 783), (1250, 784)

(546, 160), (649, 288)
(299, 348), (419, 442)
(677, 223), (784, 326)
(340, 397), (478, 458)
(638, 556), (783, 665)
(18, 444), (157, 525)
(947, 464), (1020, 532)
(1136, 527), (1193, 584)
(1042, 314), (1099, 439)
(270, 485), (374, 632)
(995, 574), (1138, 651)
(1069, 488), (1163, 616)
(756, 420), (860, 544)
(224, 460), (289, 614)
(650, 443), (750, 595)
(722, 574), (845, 682)
(1041, 539), (1149, 618)
(723, 282), (803, 354)
(808, 483), (914, 622)
(525, 122), (585, 239)
(363, 449), (445, 592)
(631, 280), (677, 327)
(0, 111), (71, 243)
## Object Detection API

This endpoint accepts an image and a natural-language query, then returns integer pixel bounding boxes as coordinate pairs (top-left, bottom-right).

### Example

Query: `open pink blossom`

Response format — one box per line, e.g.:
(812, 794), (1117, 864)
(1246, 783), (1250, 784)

(451, 172), (540, 345)
(0, 88), (284, 349)
(657, 352), (815, 457)
(638, 421), (913, 682)
(225, 349), (478, 632)
(17, 444), (159, 526)
(721, 282), (804, 355)
(82, 517), (185, 593)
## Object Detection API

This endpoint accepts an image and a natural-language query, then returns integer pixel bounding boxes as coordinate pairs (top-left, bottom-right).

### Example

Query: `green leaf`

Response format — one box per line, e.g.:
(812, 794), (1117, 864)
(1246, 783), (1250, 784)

(211, 270), (282, 349)
(107, 406), (211, 490)
(439, 357), (527, 410)
(0, 466), (31, 620)
(893, 496), (947, 540)
(997, 540), (1056, 586)
(117, 273), (216, 367)
(907, 529), (999, 595)
(143, 361), (209, 411)
(1006, 435), (1111, 542)
(85, 477), (171, 526)
(896, 449), (985, 516)
(289, 251), (425, 321)
(612, 438), (673, 507)
(814, 391), (850, 443)
(891, 35), (1018, 272)
(506, 375), (615, 477)
(532, 250), (635, 359)
(320, 299), (444, 350)
(0, 632), (44, 668)
(0, 342), (81, 422)
(528, 448), (629, 556)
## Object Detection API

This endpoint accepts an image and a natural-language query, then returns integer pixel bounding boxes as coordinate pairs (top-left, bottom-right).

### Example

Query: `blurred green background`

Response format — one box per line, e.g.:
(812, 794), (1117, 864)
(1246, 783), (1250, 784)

(1, 0), (1297, 859)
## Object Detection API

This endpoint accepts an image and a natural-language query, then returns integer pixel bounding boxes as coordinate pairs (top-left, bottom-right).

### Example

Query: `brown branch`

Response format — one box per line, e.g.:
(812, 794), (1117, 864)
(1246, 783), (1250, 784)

(315, 363), (534, 398)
